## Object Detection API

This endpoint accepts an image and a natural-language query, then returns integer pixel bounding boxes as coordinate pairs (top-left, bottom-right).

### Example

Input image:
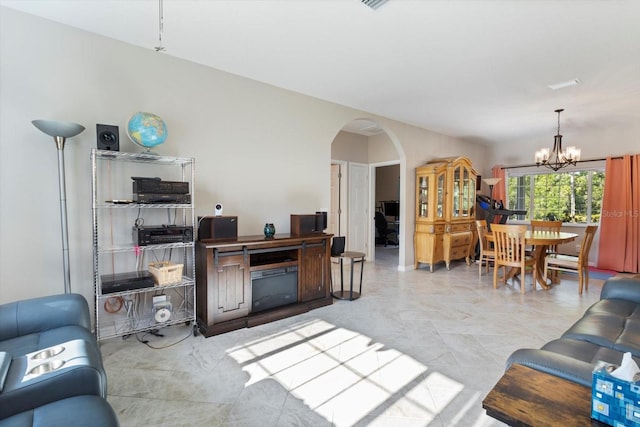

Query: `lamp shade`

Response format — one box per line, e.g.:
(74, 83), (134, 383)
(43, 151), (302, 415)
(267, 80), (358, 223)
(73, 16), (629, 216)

(482, 177), (501, 187)
(32, 120), (85, 138)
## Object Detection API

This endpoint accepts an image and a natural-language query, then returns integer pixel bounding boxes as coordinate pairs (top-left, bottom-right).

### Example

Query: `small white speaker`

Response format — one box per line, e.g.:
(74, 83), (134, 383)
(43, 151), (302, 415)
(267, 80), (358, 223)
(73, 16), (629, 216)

(214, 203), (223, 216)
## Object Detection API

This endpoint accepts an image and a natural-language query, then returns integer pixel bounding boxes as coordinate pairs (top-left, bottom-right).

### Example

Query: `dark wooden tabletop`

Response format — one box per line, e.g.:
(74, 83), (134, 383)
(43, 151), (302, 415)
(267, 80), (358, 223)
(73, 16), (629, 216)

(483, 364), (607, 427)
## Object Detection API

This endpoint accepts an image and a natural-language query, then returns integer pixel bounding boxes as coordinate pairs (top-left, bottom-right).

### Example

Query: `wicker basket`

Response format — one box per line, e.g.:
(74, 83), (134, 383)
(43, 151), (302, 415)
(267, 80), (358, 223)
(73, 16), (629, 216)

(148, 261), (184, 286)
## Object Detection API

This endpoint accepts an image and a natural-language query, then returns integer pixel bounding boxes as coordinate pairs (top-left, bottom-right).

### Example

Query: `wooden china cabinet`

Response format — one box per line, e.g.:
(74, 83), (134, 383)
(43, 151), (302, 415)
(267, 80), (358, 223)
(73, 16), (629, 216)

(415, 156), (477, 272)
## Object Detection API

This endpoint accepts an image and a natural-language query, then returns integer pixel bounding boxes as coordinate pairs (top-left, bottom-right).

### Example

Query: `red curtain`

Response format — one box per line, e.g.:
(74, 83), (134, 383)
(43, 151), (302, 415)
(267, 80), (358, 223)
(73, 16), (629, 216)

(491, 165), (506, 206)
(597, 155), (640, 273)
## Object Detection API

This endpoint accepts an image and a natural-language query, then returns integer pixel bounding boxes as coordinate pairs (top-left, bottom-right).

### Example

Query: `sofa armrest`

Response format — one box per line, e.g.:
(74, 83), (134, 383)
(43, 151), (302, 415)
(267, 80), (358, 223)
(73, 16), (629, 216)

(0, 294), (91, 341)
(600, 277), (640, 303)
(506, 348), (595, 387)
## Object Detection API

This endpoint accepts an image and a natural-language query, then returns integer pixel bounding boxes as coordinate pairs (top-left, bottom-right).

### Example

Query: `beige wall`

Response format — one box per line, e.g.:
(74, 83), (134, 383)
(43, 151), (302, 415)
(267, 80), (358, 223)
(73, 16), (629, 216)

(376, 165), (400, 203)
(368, 132), (398, 164)
(0, 8), (488, 303)
(331, 131), (368, 163)
(7, 7), (632, 303)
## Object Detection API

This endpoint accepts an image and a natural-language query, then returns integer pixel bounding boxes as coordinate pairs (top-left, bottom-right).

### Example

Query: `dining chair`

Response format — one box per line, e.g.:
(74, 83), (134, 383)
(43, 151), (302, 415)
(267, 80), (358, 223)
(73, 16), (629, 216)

(530, 220), (563, 279)
(544, 225), (598, 295)
(475, 219), (495, 277)
(492, 224), (536, 294)
(530, 220), (563, 252)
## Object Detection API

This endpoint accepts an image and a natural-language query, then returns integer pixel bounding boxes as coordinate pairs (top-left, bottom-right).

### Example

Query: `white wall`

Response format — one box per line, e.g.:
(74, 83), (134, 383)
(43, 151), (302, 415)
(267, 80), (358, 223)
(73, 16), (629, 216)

(0, 8), (489, 303)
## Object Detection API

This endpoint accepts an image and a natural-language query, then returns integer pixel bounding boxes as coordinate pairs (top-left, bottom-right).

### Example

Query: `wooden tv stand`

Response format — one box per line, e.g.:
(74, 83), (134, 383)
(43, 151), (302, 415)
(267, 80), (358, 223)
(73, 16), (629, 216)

(195, 233), (332, 337)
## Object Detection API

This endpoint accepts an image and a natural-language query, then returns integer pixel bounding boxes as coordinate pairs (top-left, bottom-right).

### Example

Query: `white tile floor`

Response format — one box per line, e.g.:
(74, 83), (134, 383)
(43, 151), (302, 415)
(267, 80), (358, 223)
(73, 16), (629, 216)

(100, 248), (604, 426)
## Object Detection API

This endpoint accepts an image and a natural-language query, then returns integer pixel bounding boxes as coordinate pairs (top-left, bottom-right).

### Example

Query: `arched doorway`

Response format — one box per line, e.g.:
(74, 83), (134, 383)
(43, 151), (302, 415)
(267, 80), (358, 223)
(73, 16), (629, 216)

(330, 118), (405, 269)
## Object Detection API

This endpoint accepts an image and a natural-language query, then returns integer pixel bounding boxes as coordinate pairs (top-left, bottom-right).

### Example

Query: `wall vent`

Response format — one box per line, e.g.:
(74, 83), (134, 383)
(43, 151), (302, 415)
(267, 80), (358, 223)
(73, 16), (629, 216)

(361, 0), (389, 10)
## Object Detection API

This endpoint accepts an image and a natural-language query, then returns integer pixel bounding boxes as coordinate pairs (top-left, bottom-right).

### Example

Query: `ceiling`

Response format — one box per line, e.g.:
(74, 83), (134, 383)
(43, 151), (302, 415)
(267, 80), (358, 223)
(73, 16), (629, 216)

(2, 0), (640, 144)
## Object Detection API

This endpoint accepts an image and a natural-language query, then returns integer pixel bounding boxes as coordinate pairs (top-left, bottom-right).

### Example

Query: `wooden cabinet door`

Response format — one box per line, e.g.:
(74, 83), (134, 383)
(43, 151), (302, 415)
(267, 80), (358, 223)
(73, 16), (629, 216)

(299, 245), (326, 302)
(212, 254), (251, 322)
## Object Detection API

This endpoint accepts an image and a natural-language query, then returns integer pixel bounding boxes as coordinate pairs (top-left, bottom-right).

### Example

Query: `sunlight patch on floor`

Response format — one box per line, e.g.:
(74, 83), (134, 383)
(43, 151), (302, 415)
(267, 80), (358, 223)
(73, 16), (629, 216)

(227, 318), (463, 426)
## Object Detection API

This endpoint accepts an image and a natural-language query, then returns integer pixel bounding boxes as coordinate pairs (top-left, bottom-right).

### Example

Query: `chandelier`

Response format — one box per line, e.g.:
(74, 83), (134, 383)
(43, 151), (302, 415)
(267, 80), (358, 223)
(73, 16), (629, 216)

(535, 108), (581, 171)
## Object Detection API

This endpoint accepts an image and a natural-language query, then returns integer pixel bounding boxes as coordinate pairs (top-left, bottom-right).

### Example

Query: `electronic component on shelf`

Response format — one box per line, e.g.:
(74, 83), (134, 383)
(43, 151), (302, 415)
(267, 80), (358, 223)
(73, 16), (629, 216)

(101, 271), (155, 294)
(152, 295), (172, 323)
(132, 193), (191, 204)
(132, 177), (189, 194)
(133, 225), (193, 246)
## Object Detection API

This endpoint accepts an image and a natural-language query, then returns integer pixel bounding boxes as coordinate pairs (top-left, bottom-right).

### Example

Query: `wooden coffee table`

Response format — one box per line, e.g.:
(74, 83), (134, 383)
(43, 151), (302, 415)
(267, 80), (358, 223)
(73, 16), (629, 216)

(483, 364), (608, 426)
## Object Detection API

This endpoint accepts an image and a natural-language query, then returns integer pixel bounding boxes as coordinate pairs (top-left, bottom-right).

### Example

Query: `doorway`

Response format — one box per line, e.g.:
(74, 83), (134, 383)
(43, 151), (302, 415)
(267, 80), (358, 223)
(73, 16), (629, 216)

(373, 162), (400, 265)
(330, 119), (404, 268)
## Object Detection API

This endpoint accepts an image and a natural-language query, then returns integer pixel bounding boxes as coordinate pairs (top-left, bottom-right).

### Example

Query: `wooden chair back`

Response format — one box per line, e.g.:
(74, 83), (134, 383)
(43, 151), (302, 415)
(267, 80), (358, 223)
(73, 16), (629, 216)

(530, 220), (563, 254)
(579, 225), (598, 267)
(544, 225), (598, 294)
(492, 224), (535, 293)
(475, 219), (495, 276)
(475, 219), (491, 253)
(492, 224), (528, 267)
(530, 220), (562, 233)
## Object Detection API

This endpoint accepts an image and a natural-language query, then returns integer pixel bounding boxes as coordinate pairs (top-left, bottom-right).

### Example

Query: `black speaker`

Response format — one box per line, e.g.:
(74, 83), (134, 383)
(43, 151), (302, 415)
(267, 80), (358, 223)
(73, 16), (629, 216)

(96, 124), (119, 151)
(197, 216), (238, 242)
(291, 214), (323, 235)
(315, 211), (327, 231)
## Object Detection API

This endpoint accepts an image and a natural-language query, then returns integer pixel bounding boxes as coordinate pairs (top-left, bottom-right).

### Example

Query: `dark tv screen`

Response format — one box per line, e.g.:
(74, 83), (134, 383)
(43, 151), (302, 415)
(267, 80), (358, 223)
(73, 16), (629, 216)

(383, 201), (399, 218)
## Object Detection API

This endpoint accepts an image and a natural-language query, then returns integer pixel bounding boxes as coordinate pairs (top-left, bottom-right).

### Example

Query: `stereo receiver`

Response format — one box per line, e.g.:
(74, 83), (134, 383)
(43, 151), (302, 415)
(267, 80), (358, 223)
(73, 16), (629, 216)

(132, 193), (191, 204)
(133, 225), (194, 246)
(132, 177), (189, 194)
(101, 271), (155, 294)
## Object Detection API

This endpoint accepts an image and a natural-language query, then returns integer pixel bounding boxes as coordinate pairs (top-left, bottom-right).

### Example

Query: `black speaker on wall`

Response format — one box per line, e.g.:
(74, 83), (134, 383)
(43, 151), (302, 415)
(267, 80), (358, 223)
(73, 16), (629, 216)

(96, 124), (119, 151)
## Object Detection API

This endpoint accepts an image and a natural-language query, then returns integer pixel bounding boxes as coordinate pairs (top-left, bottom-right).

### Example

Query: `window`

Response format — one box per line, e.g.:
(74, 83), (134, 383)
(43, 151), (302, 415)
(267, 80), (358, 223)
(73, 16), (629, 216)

(506, 167), (604, 224)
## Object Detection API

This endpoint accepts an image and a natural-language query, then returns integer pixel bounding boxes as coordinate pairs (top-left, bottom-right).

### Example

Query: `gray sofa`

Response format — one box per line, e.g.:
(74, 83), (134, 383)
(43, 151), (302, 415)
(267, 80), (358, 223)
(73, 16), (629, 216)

(507, 276), (640, 387)
(0, 293), (118, 426)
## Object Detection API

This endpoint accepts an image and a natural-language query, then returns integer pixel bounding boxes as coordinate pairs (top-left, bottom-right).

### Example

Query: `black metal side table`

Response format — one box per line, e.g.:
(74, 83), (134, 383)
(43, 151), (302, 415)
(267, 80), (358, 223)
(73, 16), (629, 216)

(332, 251), (365, 301)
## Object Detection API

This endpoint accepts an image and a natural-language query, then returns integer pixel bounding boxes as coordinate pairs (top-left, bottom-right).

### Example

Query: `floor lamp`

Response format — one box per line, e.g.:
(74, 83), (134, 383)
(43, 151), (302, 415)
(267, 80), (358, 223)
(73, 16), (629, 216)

(32, 119), (85, 294)
(482, 177), (502, 210)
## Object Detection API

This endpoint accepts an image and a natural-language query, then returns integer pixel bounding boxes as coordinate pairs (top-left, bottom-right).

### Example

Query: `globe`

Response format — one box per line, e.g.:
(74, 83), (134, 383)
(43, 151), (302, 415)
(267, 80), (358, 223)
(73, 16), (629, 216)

(126, 112), (167, 151)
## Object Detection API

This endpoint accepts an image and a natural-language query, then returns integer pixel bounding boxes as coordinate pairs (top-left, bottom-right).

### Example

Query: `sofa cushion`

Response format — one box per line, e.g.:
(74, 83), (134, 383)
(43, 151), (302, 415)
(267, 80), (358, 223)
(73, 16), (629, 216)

(0, 352), (10, 392)
(0, 294), (90, 342)
(0, 325), (97, 359)
(0, 339), (107, 419)
(561, 299), (640, 358)
(506, 277), (640, 388)
(506, 348), (597, 387)
(584, 298), (640, 317)
(0, 395), (119, 427)
(562, 312), (627, 349)
(542, 338), (629, 366)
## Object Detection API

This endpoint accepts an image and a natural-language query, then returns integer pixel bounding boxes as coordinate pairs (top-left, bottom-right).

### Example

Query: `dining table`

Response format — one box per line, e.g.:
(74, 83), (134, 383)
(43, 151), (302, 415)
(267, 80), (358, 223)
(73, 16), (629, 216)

(487, 230), (578, 290)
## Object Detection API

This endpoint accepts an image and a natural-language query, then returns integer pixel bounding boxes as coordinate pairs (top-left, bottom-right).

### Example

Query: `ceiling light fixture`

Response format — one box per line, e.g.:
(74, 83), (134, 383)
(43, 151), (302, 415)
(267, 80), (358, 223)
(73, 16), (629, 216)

(535, 109), (581, 171)
(361, 0), (389, 10)
(154, 0), (165, 52)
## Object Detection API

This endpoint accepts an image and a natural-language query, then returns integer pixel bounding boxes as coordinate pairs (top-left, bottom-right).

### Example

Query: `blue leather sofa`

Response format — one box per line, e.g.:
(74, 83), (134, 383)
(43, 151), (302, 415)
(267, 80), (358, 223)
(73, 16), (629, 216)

(507, 276), (640, 386)
(0, 294), (118, 426)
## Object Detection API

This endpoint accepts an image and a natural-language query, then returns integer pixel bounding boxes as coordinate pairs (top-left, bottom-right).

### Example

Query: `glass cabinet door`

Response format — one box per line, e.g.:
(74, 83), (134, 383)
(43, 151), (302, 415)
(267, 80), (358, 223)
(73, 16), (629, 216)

(437, 173), (445, 218)
(418, 175), (429, 218)
(462, 168), (470, 217)
(452, 166), (460, 217)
